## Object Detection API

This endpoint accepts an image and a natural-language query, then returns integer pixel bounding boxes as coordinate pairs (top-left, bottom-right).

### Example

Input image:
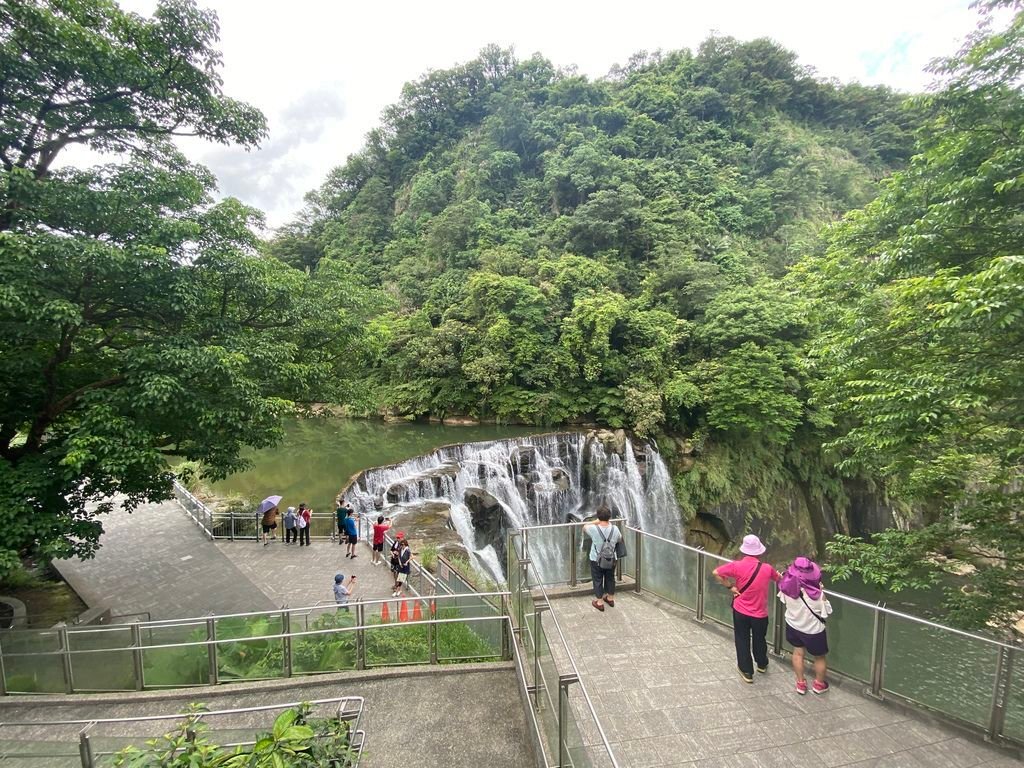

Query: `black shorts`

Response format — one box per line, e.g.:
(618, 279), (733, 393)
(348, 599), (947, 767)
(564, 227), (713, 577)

(262, 523), (277, 533)
(373, 542), (384, 552)
(786, 625), (829, 656)
(347, 534), (358, 544)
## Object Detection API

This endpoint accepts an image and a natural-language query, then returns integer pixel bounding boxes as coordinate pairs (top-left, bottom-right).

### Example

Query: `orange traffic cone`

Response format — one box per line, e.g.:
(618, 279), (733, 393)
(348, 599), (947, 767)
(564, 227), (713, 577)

(381, 602), (390, 623)
(412, 600), (422, 621)
(399, 600), (409, 622)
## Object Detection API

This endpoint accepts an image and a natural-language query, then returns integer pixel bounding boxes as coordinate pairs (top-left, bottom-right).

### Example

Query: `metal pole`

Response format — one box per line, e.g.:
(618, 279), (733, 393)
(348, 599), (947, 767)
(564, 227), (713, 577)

(615, 520), (624, 582)
(987, 643), (1014, 741)
(59, 626), (74, 694)
(229, 509), (234, 541)
(533, 605), (545, 710)
(428, 603), (438, 665)
(0, 637), (8, 696)
(356, 602), (366, 670)
(869, 605), (886, 698)
(634, 527), (643, 593)
(282, 608), (293, 678)
(522, 528), (530, 578)
(501, 598), (511, 661)
(131, 622), (144, 691)
(558, 674), (578, 768)
(695, 550), (706, 621)
(568, 525), (577, 588)
(518, 560), (528, 631)
(206, 617), (219, 685)
(771, 589), (784, 656)
(78, 730), (94, 768)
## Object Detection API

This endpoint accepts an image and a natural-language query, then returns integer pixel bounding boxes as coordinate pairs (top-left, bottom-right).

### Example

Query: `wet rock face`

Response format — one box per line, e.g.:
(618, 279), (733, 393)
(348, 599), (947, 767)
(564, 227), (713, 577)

(387, 500), (464, 558)
(464, 487), (506, 548)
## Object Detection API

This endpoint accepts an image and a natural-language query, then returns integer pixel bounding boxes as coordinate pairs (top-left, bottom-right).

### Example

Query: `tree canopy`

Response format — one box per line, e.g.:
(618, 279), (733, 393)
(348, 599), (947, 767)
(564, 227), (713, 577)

(0, 0), (375, 573)
(798, 0), (1024, 628)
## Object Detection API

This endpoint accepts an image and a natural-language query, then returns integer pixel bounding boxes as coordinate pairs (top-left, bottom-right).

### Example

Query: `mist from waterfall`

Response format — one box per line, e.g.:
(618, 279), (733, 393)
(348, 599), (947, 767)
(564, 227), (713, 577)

(345, 432), (683, 583)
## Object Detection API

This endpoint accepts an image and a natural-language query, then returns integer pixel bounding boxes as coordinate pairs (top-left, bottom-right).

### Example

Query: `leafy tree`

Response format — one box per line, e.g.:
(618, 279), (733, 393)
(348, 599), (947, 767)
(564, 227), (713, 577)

(0, 1), (369, 574)
(800, 1), (1024, 627)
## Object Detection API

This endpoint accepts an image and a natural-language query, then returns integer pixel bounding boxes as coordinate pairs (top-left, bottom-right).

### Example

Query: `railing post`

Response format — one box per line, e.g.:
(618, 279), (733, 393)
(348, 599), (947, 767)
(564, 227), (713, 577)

(518, 559), (528, 631)
(78, 730), (94, 768)
(695, 550), (706, 621)
(229, 509), (235, 541)
(771, 588), (784, 656)
(869, 604), (886, 699)
(634, 528), (643, 594)
(428, 603), (439, 665)
(533, 604), (547, 710)
(0, 636), (8, 696)
(501, 598), (511, 661)
(206, 617), (219, 685)
(58, 626), (74, 694)
(615, 520), (624, 582)
(987, 642), (1014, 742)
(356, 602), (366, 670)
(568, 525), (577, 588)
(282, 608), (293, 678)
(131, 622), (144, 691)
(523, 528), (530, 570)
(558, 673), (579, 768)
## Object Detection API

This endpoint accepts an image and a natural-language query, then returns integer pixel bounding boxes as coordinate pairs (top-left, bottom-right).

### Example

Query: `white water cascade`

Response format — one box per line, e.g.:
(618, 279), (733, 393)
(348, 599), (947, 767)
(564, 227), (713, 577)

(345, 432), (684, 583)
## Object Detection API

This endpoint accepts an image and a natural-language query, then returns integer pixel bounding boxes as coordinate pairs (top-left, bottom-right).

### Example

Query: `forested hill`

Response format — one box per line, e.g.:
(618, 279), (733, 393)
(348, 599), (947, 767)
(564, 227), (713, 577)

(277, 39), (914, 439)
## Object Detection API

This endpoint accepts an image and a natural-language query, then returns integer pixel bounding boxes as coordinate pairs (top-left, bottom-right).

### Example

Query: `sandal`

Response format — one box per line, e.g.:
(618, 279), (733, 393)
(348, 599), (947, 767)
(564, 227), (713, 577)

(604, 596), (615, 607)
(591, 599), (605, 612)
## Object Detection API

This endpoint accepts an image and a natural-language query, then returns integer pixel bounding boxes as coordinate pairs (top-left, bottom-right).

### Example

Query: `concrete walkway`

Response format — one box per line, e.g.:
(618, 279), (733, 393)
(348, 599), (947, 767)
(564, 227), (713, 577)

(547, 592), (1022, 767)
(0, 665), (529, 768)
(54, 499), (275, 619)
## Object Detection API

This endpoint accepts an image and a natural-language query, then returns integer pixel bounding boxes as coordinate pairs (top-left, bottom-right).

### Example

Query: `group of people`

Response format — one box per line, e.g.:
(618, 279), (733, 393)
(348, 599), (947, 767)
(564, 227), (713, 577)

(582, 513), (832, 696)
(258, 503), (313, 546)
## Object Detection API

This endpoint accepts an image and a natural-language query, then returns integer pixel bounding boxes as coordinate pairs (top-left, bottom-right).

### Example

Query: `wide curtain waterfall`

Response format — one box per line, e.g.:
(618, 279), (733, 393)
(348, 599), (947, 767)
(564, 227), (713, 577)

(345, 432), (684, 583)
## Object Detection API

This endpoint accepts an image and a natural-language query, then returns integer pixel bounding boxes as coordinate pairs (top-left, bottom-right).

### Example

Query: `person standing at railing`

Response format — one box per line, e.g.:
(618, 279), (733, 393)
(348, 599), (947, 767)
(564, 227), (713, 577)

(393, 537), (412, 597)
(260, 505), (279, 547)
(713, 534), (781, 684)
(583, 507), (622, 612)
(297, 503), (311, 547)
(283, 506), (298, 545)
(371, 515), (391, 566)
(778, 557), (833, 695)
(342, 504), (359, 558)
(390, 531), (405, 590)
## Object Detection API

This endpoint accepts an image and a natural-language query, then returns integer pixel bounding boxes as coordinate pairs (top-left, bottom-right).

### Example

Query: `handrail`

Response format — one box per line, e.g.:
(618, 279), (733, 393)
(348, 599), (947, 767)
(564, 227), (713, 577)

(0, 613), (509, 657)
(523, 519), (1020, 652)
(0, 696), (365, 727)
(0, 592), (511, 636)
(527, 562), (622, 767)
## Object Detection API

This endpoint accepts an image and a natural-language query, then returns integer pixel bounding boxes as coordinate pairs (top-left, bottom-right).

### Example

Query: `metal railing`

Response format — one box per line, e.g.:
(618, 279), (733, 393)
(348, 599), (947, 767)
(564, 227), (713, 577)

(0, 592), (511, 695)
(517, 521), (1024, 749)
(0, 696), (366, 767)
(508, 530), (622, 768)
(173, 481), (343, 542)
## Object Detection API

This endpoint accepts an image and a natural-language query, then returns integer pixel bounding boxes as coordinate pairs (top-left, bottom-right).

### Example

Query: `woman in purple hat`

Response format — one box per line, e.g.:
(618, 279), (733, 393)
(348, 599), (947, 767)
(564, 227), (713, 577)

(713, 534), (781, 684)
(778, 557), (833, 695)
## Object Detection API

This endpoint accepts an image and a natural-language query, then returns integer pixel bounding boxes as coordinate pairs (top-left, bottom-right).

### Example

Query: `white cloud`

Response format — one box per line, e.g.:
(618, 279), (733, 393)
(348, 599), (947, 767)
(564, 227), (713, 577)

(115, 0), (979, 227)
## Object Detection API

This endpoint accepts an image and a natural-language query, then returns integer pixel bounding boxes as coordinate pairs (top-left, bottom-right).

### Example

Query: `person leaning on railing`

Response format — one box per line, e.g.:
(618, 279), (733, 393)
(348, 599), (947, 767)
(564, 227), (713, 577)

(713, 534), (781, 684)
(582, 507), (622, 612)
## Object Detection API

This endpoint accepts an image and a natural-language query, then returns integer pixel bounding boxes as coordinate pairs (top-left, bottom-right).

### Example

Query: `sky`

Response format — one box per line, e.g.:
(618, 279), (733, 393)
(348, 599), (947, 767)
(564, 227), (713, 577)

(112, 0), (982, 229)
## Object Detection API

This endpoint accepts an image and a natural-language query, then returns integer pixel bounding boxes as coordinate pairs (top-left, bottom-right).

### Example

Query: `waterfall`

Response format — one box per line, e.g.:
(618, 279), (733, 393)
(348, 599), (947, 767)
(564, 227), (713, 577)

(345, 431), (682, 583)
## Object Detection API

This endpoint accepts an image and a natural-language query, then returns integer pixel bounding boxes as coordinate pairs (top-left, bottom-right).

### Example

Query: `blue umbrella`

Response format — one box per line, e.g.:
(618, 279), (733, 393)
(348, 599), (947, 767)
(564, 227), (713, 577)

(258, 495), (283, 514)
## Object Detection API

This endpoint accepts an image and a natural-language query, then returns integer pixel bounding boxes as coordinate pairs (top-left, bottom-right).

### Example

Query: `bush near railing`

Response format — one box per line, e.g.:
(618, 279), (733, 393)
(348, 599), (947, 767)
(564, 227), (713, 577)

(112, 703), (357, 768)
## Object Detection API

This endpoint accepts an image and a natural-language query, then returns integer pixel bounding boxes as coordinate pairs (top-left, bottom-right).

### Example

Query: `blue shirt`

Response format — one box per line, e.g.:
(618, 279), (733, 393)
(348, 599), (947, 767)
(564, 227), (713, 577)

(343, 515), (358, 536)
(333, 582), (351, 605)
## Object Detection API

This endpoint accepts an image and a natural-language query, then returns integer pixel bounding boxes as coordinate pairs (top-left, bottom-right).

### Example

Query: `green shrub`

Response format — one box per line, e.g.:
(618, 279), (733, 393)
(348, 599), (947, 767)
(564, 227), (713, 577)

(113, 703), (356, 767)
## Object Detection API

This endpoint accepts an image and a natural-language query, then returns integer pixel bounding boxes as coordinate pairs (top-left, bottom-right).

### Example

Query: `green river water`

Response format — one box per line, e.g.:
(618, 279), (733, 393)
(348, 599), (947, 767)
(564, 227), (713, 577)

(211, 417), (546, 516)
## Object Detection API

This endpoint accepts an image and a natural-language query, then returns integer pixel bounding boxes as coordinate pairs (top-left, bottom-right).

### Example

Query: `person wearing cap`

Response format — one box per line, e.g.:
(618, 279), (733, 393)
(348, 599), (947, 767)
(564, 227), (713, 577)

(778, 557), (832, 694)
(333, 572), (356, 610)
(713, 534), (781, 684)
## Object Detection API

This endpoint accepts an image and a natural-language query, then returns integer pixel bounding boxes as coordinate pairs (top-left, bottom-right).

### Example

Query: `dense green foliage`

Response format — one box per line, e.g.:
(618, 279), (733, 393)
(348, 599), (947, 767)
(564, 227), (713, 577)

(800, 1), (1024, 628)
(113, 704), (356, 767)
(278, 37), (916, 547)
(0, 0), (375, 575)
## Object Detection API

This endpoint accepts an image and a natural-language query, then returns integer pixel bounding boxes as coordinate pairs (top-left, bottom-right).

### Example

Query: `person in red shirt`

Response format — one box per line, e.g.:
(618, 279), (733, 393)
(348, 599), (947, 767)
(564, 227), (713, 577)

(371, 515), (391, 566)
(713, 534), (781, 684)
